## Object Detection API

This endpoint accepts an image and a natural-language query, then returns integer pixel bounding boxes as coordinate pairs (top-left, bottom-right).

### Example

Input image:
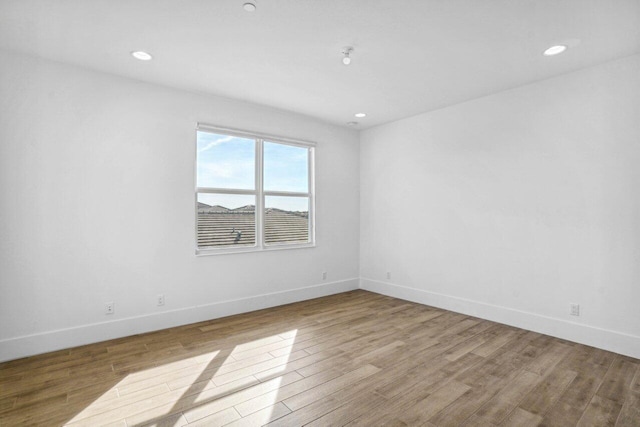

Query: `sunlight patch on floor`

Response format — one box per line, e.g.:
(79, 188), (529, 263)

(65, 351), (221, 425)
(64, 330), (298, 426)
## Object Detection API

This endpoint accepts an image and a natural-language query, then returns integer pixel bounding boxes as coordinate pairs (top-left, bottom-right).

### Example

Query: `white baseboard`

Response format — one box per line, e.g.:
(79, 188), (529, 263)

(360, 278), (640, 359)
(4, 277), (638, 362)
(0, 278), (359, 362)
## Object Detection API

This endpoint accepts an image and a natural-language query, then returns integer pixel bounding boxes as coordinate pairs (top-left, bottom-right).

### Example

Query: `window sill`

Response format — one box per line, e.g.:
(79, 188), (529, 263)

(196, 242), (316, 256)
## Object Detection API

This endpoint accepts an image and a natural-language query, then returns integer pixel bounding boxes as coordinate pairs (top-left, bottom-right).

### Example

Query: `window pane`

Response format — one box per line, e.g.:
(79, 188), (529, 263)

(264, 142), (308, 192)
(197, 194), (255, 248)
(197, 131), (255, 190)
(264, 196), (309, 245)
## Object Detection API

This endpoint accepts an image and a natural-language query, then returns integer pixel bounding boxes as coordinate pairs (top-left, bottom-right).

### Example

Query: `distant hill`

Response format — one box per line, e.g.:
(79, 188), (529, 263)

(232, 205), (255, 212)
(198, 203), (230, 213)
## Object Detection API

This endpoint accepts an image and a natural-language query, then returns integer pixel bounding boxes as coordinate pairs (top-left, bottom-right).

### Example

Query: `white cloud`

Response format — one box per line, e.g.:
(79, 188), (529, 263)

(197, 135), (235, 153)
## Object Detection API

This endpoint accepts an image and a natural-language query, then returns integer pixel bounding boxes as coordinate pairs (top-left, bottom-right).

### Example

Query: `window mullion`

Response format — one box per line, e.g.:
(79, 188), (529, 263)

(263, 191), (310, 197)
(255, 139), (264, 248)
(197, 187), (257, 195)
(308, 147), (315, 245)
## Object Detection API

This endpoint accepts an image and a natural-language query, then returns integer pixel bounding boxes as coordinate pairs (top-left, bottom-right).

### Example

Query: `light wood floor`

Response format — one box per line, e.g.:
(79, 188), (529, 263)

(1, 291), (639, 426)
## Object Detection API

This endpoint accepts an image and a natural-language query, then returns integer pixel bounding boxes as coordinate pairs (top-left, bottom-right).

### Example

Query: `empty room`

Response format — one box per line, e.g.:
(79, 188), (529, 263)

(1, 0), (639, 426)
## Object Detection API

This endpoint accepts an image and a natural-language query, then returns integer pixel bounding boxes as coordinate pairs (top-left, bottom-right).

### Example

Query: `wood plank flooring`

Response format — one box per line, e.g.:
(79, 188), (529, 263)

(1, 290), (638, 426)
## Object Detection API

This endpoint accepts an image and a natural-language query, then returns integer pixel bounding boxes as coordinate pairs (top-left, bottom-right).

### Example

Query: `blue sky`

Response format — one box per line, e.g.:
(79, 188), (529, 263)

(197, 131), (309, 211)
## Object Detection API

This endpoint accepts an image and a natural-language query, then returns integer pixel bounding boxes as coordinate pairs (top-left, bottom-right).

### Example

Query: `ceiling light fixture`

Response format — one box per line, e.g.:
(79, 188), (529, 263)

(131, 51), (153, 61)
(347, 121), (358, 126)
(243, 2), (256, 12)
(543, 45), (567, 56)
(354, 113), (366, 118)
(342, 46), (353, 65)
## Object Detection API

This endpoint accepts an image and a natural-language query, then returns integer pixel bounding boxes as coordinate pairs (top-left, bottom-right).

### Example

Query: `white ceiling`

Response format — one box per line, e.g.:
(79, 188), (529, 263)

(1, 0), (639, 129)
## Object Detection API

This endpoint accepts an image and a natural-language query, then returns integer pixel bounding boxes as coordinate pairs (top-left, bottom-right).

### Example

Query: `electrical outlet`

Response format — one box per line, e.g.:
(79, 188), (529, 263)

(386, 271), (391, 280)
(570, 303), (580, 316)
(105, 302), (114, 315)
(322, 272), (327, 280)
(157, 294), (165, 306)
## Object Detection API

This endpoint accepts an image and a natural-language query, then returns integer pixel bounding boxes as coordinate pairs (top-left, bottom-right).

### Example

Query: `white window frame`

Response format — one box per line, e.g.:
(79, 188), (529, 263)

(195, 123), (316, 255)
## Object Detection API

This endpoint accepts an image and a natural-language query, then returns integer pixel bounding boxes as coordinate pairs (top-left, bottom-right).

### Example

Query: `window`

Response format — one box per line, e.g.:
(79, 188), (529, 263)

(196, 124), (315, 254)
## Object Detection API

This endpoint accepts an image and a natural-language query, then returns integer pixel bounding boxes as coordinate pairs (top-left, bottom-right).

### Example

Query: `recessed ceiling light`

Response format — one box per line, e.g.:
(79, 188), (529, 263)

(543, 45), (567, 56)
(354, 113), (366, 118)
(243, 2), (256, 12)
(131, 51), (153, 61)
(347, 121), (358, 126)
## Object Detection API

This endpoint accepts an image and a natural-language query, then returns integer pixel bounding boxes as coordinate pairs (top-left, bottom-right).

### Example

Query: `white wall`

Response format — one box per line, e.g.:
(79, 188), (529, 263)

(2, 49), (639, 363)
(360, 54), (640, 358)
(0, 50), (360, 362)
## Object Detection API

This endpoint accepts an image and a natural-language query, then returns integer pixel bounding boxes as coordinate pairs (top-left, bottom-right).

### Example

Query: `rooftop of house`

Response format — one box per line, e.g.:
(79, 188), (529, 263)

(197, 204), (309, 247)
